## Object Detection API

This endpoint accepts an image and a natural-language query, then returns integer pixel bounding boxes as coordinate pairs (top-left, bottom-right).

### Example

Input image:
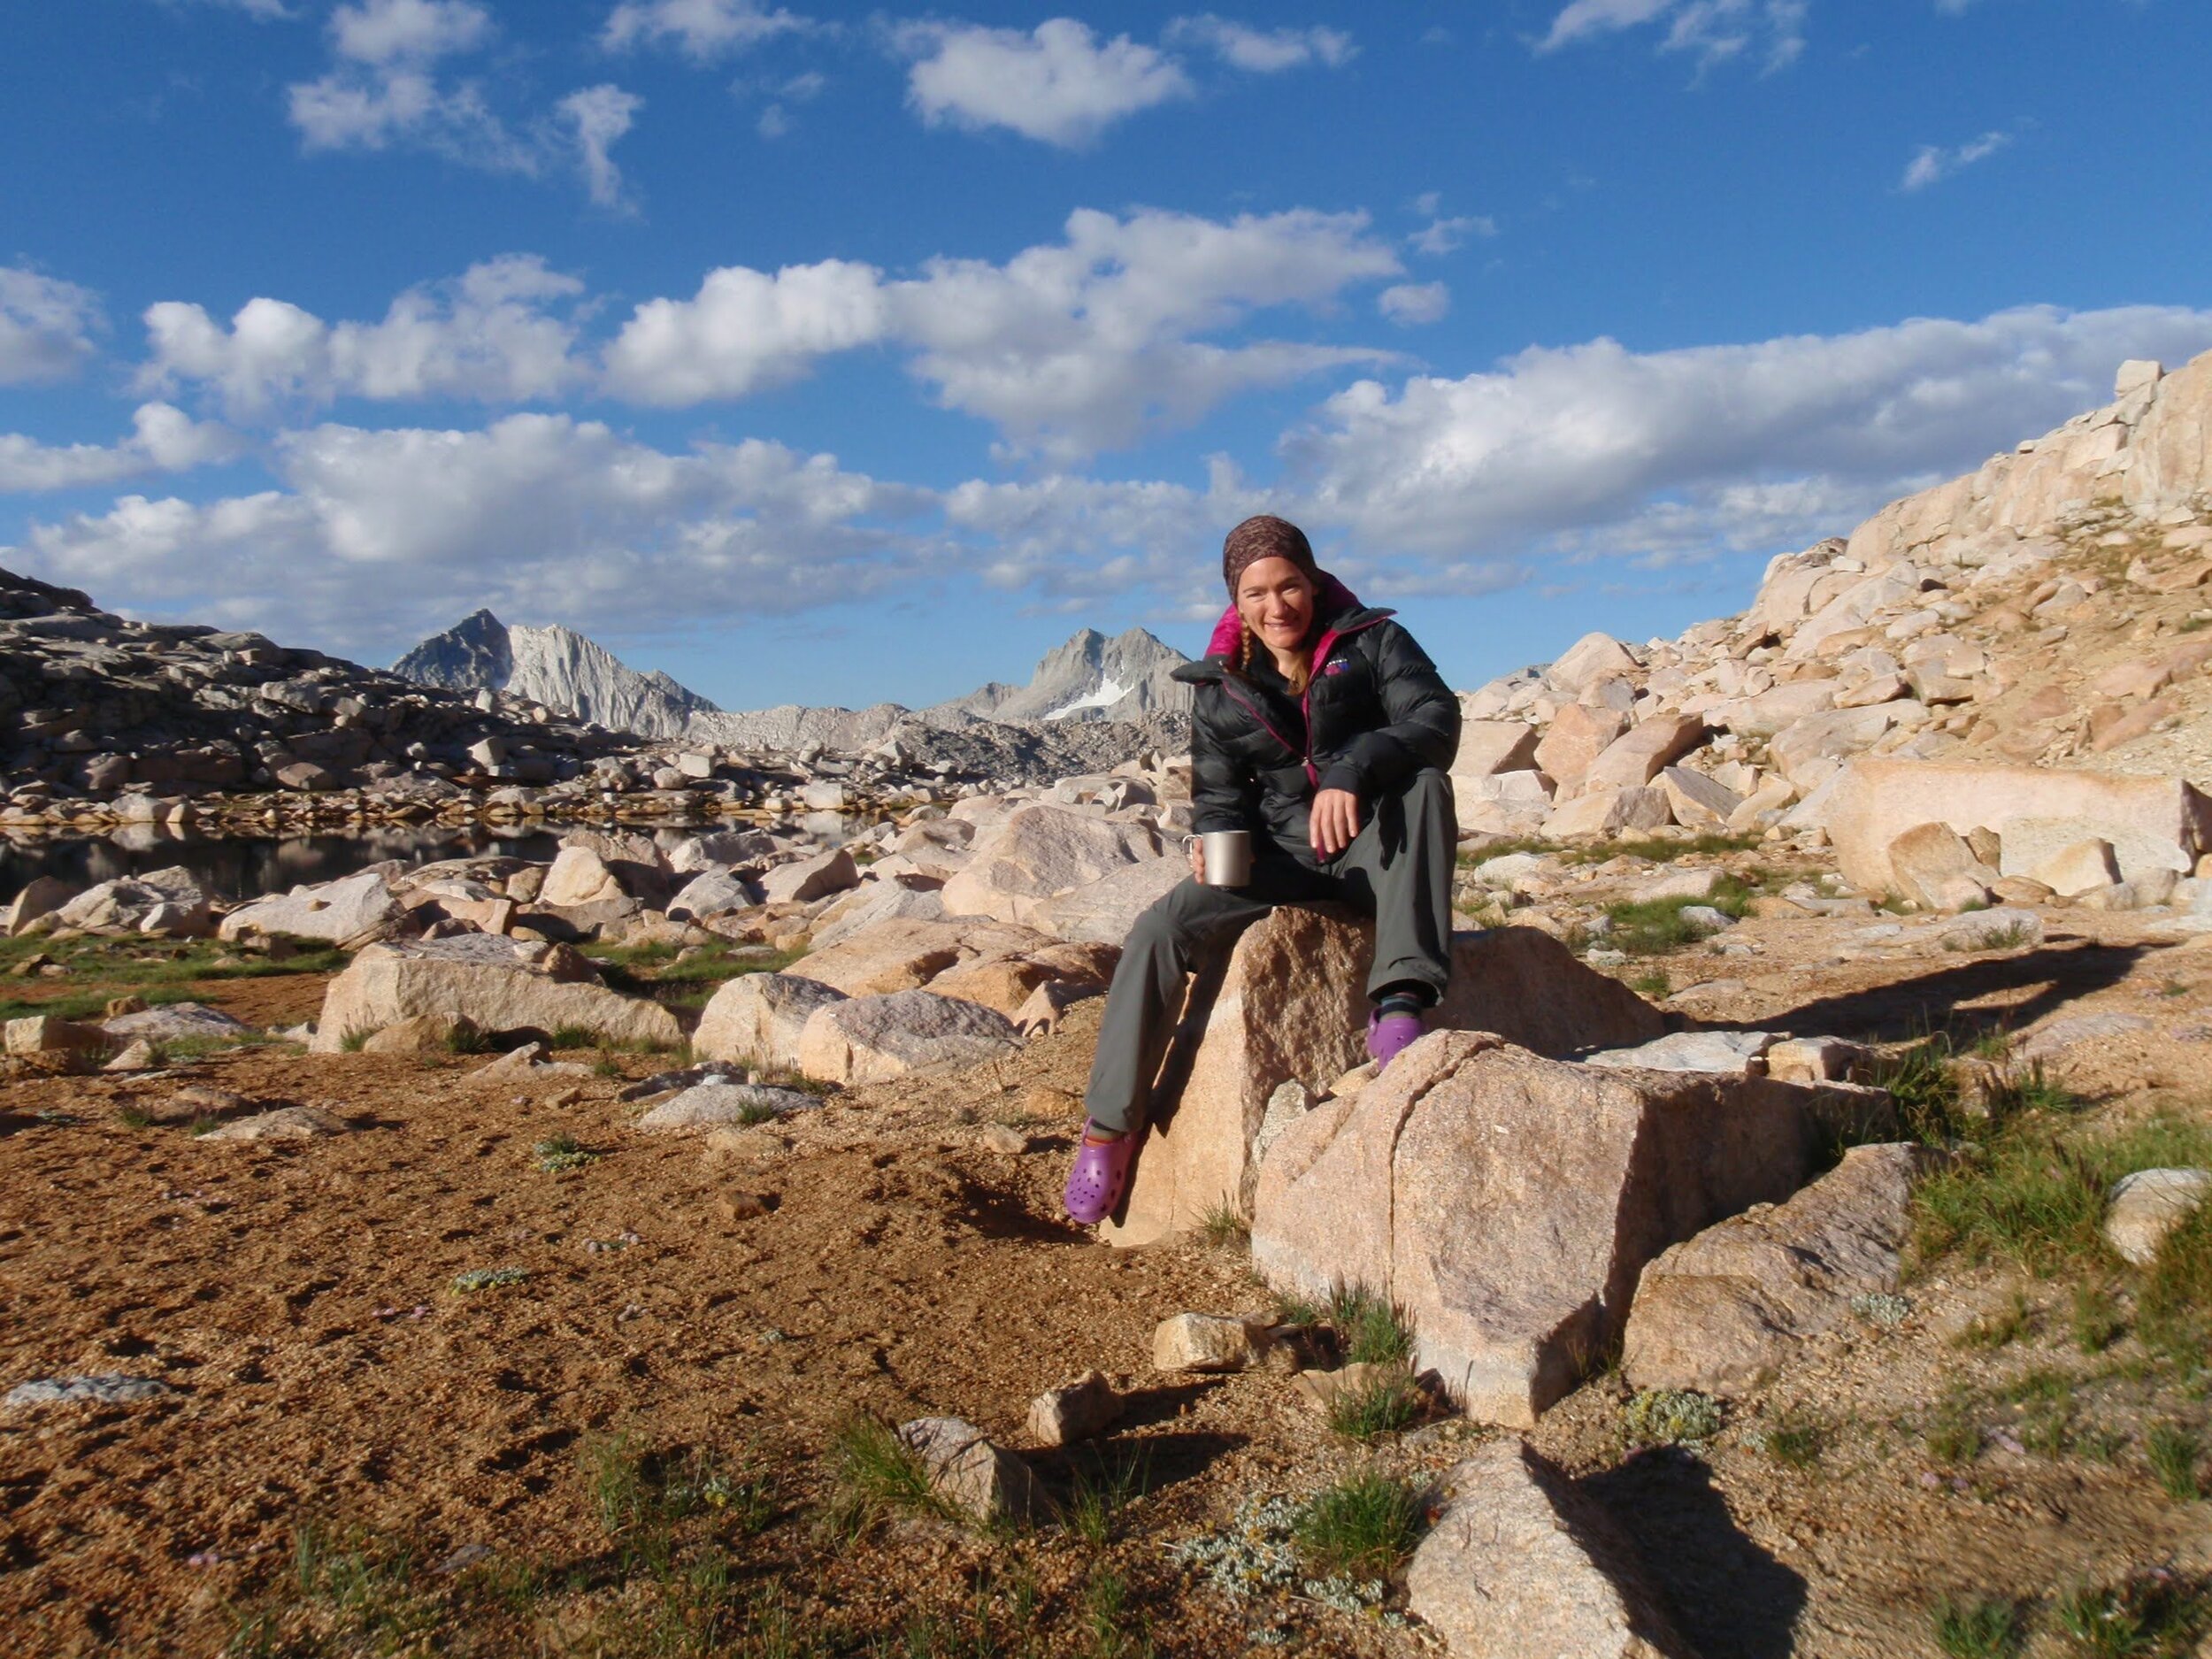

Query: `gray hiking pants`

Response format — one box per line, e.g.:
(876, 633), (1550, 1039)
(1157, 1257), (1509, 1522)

(1082, 767), (1456, 1134)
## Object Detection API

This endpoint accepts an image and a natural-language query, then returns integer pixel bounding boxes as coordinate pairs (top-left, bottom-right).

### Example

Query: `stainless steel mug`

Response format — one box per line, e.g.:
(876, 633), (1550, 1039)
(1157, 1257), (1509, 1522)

(1187, 829), (1253, 887)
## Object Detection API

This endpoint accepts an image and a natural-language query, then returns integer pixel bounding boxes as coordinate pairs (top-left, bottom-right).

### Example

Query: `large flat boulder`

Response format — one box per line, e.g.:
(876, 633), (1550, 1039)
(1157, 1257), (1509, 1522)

(54, 866), (211, 937)
(1407, 1439), (1694, 1659)
(693, 972), (849, 1070)
(311, 933), (680, 1053)
(1532, 704), (1628, 795)
(939, 805), (1164, 926)
(1620, 1142), (1938, 1395)
(786, 918), (1056, 997)
(1451, 719), (1542, 780)
(219, 869), (405, 944)
(1027, 856), (1188, 944)
(1252, 1031), (1831, 1425)
(1582, 715), (1707, 793)
(1102, 918), (1666, 1249)
(809, 879), (947, 949)
(1818, 758), (2212, 894)
(795, 989), (1020, 1084)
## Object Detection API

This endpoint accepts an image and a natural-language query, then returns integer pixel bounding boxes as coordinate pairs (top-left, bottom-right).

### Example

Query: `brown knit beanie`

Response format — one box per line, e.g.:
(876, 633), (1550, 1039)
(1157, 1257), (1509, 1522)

(1222, 514), (1319, 596)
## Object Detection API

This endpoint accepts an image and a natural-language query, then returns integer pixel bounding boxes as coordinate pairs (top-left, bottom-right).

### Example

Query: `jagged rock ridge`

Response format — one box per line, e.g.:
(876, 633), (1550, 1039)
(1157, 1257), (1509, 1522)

(936, 626), (1191, 725)
(684, 626), (1191, 755)
(395, 611), (718, 740)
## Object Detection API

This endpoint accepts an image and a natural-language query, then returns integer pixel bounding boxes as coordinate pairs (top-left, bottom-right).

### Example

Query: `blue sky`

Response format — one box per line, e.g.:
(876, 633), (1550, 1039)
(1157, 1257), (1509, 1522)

(3, 0), (2209, 710)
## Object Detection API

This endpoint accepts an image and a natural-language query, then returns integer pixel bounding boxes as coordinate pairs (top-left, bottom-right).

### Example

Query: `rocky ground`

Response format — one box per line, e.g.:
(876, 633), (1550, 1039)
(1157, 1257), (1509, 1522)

(2, 830), (2210, 1659)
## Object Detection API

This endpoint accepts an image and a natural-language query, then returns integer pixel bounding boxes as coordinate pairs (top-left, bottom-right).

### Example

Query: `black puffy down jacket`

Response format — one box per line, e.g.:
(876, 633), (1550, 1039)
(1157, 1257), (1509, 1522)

(1171, 585), (1461, 869)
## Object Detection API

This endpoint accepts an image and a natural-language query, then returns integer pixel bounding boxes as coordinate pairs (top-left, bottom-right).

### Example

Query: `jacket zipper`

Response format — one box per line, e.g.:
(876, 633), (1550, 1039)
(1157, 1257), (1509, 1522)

(1296, 614), (1388, 789)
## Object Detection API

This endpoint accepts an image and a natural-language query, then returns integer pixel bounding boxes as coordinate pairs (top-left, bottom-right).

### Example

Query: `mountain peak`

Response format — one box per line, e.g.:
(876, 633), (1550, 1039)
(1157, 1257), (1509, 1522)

(395, 613), (717, 737)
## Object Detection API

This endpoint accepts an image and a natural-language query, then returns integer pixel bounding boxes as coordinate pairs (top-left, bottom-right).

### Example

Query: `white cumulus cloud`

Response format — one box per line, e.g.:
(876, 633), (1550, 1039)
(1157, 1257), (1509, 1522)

(1409, 214), (1496, 257)
(0, 403), (242, 494)
(897, 19), (1194, 147)
(1901, 128), (2014, 191)
(1379, 282), (1449, 326)
(1540, 0), (1808, 72)
(330, 0), (489, 64)
(558, 84), (643, 209)
(602, 259), (894, 404)
(0, 266), (104, 386)
(140, 255), (590, 417)
(605, 205), (1405, 456)
(8, 414), (935, 656)
(1162, 16), (1356, 72)
(602, 0), (810, 58)
(1282, 303), (2212, 577)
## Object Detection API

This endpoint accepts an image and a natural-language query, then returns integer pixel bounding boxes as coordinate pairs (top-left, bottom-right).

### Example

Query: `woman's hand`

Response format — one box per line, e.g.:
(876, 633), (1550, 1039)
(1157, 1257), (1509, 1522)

(1187, 837), (1206, 881)
(1310, 787), (1362, 859)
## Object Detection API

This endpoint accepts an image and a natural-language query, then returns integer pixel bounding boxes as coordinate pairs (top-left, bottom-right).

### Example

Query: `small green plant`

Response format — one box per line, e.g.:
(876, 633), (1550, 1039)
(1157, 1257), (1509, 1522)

(1622, 1388), (1722, 1448)
(1931, 1593), (2026, 1659)
(1272, 1289), (1327, 1329)
(338, 1027), (371, 1053)
(2073, 1281), (2125, 1354)
(2138, 1201), (2212, 1378)
(825, 1414), (942, 1537)
(1953, 1288), (2032, 1350)
(1872, 1033), (1965, 1146)
(1630, 968), (1671, 999)
(1064, 1448), (1150, 1550)
(547, 1024), (598, 1050)
(1326, 1369), (1425, 1440)
(1982, 1060), (2082, 1120)
(115, 1104), (154, 1130)
(1758, 1410), (1827, 1470)
(290, 1522), (439, 1650)
(1328, 1286), (1415, 1367)
(535, 1133), (599, 1172)
(2006, 1369), (2078, 1457)
(2053, 1572), (2212, 1656)
(1081, 1568), (1155, 1659)
(1292, 1471), (1424, 1579)
(1599, 881), (1754, 956)
(1926, 1389), (1984, 1466)
(1197, 1201), (1248, 1247)
(452, 1265), (528, 1293)
(442, 1022), (492, 1055)
(2147, 1424), (2204, 1502)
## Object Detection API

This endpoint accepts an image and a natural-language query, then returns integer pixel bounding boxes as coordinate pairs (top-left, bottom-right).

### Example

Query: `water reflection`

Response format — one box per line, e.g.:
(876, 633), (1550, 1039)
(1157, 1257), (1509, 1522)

(0, 827), (567, 904)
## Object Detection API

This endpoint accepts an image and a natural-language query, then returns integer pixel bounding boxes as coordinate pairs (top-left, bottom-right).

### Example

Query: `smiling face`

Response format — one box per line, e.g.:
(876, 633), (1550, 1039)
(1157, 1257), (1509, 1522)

(1234, 556), (1317, 657)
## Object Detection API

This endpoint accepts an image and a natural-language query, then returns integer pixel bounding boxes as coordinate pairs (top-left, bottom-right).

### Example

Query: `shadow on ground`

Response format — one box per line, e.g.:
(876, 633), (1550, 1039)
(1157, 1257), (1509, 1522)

(1585, 1448), (1806, 1659)
(1758, 939), (2154, 1044)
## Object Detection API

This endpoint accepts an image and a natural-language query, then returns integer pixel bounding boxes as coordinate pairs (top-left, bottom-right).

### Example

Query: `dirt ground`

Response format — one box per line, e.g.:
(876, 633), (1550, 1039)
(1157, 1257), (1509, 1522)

(3, 900), (2211, 1657)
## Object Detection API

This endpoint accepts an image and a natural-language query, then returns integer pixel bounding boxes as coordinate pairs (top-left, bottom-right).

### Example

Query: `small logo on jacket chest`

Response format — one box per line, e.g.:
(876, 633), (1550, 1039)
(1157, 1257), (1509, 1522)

(1321, 657), (1348, 676)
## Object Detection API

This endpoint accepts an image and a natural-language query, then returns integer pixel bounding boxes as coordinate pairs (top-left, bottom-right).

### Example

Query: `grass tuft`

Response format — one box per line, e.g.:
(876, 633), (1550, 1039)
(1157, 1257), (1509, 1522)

(1329, 1286), (1416, 1367)
(2147, 1424), (2204, 1502)
(1064, 1448), (1150, 1550)
(1292, 1471), (1424, 1580)
(535, 1133), (599, 1173)
(1326, 1370), (1425, 1441)
(1623, 1388), (1722, 1448)
(1931, 1594), (2025, 1659)
(1196, 1201), (1249, 1248)
(825, 1414), (942, 1538)
(1758, 1409), (1827, 1470)
(2054, 1572), (2212, 1656)
(1926, 1388), (1984, 1466)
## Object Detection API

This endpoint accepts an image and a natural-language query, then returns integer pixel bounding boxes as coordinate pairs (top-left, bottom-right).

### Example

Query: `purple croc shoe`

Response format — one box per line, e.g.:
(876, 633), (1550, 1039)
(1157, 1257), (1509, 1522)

(1365, 1007), (1426, 1071)
(1064, 1131), (1137, 1225)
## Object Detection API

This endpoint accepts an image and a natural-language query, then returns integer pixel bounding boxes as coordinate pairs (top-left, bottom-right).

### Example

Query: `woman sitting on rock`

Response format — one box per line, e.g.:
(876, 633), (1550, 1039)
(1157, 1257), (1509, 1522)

(1064, 514), (1462, 1226)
